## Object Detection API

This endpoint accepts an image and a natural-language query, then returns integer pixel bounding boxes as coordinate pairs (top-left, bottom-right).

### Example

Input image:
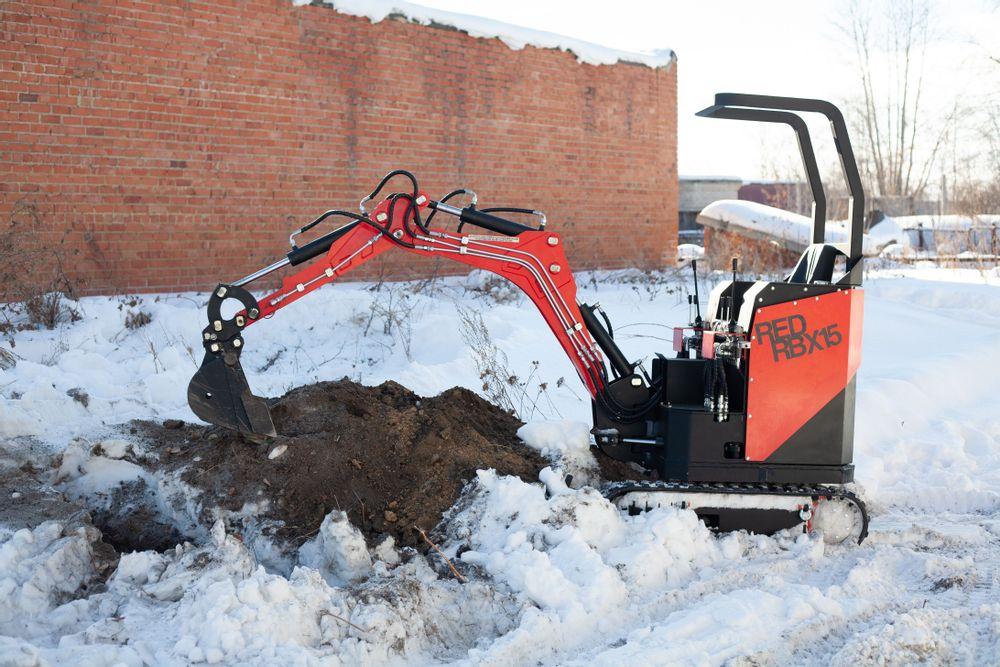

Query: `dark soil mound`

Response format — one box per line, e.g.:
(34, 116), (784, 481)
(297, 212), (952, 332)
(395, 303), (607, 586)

(138, 380), (545, 549)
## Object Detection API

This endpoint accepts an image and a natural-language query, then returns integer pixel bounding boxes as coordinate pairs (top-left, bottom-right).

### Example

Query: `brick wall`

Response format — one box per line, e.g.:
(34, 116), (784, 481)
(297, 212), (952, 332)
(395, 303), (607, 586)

(1, 0), (678, 295)
(702, 228), (801, 276)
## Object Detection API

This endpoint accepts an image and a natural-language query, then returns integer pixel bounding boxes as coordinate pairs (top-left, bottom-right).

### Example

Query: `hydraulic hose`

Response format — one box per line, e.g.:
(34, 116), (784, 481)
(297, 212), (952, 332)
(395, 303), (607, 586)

(579, 302), (633, 379)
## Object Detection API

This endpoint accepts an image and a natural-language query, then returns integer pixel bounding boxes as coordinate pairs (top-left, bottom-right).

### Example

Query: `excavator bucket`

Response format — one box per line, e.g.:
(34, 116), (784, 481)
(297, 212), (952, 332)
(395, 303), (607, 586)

(187, 352), (276, 436)
(187, 283), (276, 437)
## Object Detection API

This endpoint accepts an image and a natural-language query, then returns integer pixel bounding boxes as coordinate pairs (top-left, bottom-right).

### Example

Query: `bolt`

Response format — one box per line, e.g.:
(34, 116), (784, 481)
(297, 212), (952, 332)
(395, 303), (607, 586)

(235, 315), (245, 327)
(376, 212), (388, 223)
(213, 320), (222, 332)
(630, 377), (642, 387)
(216, 286), (227, 298)
(415, 195), (427, 205)
(248, 308), (259, 319)
(210, 343), (220, 353)
(547, 236), (559, 246)
(233, 338), (242, 348)
(393, 230), (403, 238)
(203, 332), (211, 341)
(549, 263), (561, 274)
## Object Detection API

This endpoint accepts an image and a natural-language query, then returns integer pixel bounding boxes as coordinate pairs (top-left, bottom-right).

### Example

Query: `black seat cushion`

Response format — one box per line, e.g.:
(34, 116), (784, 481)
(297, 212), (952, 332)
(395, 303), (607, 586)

(787, 244), (845, 284)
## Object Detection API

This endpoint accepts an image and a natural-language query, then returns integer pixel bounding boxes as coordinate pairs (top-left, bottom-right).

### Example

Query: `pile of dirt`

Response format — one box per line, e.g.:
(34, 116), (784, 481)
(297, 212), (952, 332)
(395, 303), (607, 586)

(137, 380), (546, 550)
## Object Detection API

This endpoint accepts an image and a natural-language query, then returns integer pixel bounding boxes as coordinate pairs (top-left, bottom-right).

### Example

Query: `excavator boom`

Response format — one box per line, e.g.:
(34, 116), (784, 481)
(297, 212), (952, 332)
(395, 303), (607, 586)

(187, 172), (623, 437)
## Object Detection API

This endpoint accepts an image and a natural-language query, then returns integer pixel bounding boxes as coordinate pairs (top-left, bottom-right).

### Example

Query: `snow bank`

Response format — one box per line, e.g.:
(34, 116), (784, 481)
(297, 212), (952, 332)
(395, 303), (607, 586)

(854, 277), (1000, 515)
(297, 511), (373, 585)
(0, 516), (525, 665)
(442, 469), (749, 663)
(677, 243), (705, 260)
(292, 0), (676, 68)
(0, 294), (206, 444)
(517, 420), (597, 481)
(0, 521), (107, 642)
(55, 439), (146, 496)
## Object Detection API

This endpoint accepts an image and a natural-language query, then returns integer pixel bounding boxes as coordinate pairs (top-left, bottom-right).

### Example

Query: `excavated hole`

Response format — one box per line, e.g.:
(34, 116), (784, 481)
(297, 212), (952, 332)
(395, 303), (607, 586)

(88, 479), (191, 554)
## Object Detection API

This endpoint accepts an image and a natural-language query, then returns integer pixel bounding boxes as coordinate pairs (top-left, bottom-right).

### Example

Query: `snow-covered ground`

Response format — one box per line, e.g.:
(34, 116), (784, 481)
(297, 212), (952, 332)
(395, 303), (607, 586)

(1, 266), (999, 664)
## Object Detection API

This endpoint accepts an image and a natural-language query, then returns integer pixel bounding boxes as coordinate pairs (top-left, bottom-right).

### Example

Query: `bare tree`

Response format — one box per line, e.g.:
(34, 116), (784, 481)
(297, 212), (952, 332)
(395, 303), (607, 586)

(841, 0), (954, 210)
(951, 4), (1000, 217)
(986, 51), (1000, 175)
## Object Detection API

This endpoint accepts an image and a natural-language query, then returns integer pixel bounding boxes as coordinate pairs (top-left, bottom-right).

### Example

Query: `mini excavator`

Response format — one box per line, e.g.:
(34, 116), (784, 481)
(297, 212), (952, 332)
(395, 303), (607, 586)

(188, 94), (870, 543)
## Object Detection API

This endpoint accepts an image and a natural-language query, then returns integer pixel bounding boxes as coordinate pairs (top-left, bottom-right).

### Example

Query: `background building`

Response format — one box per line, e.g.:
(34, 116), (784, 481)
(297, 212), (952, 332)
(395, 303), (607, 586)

(738, 181), (812, 217)
(678, 175), (741, 243)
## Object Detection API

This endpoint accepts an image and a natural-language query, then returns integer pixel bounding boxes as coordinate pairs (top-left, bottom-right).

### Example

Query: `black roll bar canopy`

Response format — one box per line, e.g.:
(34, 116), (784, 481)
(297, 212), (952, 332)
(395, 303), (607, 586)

(695, 93), (866, 286)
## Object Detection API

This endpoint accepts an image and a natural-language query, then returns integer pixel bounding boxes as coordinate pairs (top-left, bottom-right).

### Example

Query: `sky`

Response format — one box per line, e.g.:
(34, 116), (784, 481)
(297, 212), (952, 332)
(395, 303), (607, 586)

(404, 0), (1000, 184)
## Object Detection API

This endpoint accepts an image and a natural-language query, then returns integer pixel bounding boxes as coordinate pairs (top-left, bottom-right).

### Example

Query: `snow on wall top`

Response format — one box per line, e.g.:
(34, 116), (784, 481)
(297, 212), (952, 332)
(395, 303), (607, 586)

(697, 200), (876, 254)
(293, 0), (676, 68)
(699, 200), (828, 247)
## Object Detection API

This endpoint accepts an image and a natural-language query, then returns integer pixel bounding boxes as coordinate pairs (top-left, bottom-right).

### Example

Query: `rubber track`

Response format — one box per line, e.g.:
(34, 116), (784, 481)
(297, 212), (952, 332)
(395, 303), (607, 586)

(602, 479), (870, 544)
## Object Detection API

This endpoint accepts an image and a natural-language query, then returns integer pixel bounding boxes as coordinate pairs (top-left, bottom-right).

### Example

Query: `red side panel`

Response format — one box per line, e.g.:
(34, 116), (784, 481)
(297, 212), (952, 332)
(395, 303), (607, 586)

(745, 289), (863, 461)
(673, 327), (684, 353)
(701, 331), (716, 359)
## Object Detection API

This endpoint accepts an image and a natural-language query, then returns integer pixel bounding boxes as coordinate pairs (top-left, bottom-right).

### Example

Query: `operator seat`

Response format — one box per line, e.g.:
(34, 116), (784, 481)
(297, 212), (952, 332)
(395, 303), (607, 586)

(786, 243), (846, 284)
